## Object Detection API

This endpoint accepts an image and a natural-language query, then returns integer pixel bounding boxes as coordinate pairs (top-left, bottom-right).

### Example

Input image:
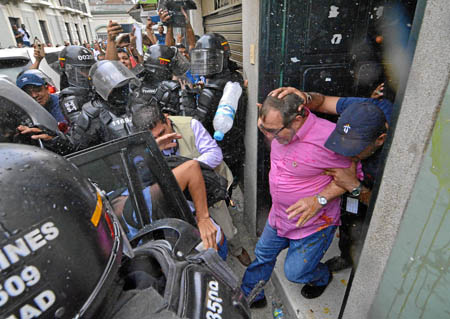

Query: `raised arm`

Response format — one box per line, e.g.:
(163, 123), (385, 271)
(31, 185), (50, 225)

(270, 87), (340, 115)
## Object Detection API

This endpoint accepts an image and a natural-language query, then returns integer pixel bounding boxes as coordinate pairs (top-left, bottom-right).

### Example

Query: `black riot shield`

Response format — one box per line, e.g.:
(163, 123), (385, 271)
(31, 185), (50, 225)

(66, 131), (196, 234)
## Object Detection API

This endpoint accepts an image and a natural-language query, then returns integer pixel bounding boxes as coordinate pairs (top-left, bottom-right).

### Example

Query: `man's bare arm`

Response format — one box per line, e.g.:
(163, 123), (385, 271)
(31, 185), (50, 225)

(172, 160), (218, 250)
(105, 21), (122, 61)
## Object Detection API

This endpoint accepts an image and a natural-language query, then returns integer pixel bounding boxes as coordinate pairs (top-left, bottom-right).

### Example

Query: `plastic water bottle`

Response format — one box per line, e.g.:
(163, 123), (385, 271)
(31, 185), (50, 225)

(213, 81), (242, 141)
(272, 301), (285, 318)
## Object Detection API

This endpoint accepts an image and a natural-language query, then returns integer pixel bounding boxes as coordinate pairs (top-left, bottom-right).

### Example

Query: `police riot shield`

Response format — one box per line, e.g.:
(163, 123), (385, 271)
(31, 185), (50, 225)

(0, 78), (59, 141)
(65, 131), (197, 239)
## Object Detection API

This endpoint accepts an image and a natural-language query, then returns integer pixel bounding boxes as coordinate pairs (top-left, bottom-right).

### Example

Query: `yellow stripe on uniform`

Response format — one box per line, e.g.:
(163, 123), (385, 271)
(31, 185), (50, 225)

(221, 41), (228, 46)
(159, 58), (171, 62)
(90, 192), (103, 227)
(59, 57), (66, 61)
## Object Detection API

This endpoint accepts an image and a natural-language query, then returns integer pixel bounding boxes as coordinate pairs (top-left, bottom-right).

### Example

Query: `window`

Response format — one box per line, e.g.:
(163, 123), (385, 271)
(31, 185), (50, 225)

(65, 22), (73, 45)
(74, 23), (81, 44)
(83, 24), (90, 43)
(39, 20), (50, 45)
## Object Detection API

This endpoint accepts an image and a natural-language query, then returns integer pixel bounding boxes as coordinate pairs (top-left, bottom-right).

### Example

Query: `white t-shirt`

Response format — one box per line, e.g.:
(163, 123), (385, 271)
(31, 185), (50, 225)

(19, 28), (29, 42)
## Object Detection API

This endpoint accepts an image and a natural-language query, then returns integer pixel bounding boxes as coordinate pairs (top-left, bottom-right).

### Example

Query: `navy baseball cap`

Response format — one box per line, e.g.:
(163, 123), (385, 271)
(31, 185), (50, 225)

(325, 102), (387, 157)
(16, 73), (45, 89)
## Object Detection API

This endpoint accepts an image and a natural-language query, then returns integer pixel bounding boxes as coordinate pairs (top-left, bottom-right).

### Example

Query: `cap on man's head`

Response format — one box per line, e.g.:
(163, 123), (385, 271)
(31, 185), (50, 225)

(325, 101), (387, 157)
(16, 73), (45, 89)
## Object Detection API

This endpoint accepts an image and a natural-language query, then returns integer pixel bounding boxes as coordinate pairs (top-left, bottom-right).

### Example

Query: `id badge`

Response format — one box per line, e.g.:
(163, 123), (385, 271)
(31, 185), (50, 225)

(346, 197), (359, 214)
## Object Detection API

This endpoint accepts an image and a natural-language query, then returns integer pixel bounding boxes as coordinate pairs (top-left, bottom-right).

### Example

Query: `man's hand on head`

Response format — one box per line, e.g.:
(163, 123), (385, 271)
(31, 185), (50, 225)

(155, 132), (181, 151)
(196, 217), (218, 251)
(270, 86), (306, 100)
(17, 125), (54, 141)
(324, 161), (359, 193)
(286, 195), (323, 227)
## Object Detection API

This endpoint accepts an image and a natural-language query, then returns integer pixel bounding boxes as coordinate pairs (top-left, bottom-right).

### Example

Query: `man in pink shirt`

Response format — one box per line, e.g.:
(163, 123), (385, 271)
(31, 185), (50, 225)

(242, 93), (360, 307)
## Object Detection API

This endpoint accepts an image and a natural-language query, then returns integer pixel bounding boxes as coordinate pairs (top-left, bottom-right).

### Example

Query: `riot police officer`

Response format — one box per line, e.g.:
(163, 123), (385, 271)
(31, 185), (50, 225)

(58, 45), (95, 125)
(0, 143), (183, 319)
(132, 44), (190, 115)
(189, 33), (247, 181)
(70, 60), (139, 150)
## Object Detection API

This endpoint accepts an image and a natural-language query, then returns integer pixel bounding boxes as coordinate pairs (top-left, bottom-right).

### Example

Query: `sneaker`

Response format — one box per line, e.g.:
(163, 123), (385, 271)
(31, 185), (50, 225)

(250, 296), (267, 309)
(325, 256), (352, 272)
(301, 272), (333, 299)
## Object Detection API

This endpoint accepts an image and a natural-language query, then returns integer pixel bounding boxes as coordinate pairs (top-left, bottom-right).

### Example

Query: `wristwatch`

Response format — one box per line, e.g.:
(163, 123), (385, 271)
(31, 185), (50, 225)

(350, 182), (363, 197)
(316, 195), (328, 206)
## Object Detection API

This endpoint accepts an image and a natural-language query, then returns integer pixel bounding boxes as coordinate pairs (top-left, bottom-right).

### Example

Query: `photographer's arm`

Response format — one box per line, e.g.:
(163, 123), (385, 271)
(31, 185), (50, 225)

(105, 20), (122, 61)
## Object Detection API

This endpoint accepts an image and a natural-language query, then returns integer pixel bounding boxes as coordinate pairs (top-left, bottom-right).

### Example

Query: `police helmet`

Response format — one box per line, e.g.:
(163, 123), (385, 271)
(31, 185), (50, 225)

(0, 143), (123, 319)
(190, 33), (231, 76)
(143, 44), (190, 80)
(89, 60), (140, 105)
(59, 45), (95, 88)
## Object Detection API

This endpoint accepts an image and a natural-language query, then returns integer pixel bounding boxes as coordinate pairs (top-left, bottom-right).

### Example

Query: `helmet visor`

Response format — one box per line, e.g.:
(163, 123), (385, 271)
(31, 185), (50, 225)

(190, 49), (224, 76)
(171, 47), (191, 76)
(65, 64), (91, 88)
(91, 61), (139, 101)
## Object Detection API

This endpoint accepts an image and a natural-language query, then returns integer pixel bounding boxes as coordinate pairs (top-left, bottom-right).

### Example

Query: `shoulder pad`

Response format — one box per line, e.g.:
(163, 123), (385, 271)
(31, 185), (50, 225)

(60, 86), (90, 98)
(82, 101), (101, 118)
(161, 80), (180, 91)
(76, 111), (91, 131)
(204, 78), (228, 90)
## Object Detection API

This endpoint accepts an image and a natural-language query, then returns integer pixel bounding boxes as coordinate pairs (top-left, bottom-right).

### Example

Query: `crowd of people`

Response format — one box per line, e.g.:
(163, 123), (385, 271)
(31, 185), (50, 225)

(1, 6), (394, 317)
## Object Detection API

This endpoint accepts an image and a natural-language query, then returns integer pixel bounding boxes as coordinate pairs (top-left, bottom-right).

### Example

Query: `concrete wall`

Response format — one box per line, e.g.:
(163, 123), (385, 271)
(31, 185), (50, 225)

(189, 0), (204, 37)
(242, 0), (260, 234)
(343, 0), (450, 317)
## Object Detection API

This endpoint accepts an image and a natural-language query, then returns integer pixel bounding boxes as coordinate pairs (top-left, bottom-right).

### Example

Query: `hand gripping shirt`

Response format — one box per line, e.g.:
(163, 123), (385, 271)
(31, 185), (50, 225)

(268, 111), (363, 239)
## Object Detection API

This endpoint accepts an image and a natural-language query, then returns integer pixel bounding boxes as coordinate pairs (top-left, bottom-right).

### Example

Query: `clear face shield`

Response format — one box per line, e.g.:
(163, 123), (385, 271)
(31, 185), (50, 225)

(90, 61), (140, 101)
(65, 64), (91, 89)
(190, 49), (224, 76)
(171, 47), (191, 76)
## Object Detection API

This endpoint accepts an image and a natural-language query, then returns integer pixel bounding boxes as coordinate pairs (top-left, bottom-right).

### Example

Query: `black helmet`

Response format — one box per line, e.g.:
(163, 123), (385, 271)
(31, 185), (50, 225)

(190, 33), (230, 76)
(0, 143), (123, 319)
(143, 44), (190, 80)
(89, 60), (140, 108)
(59, 45), (95, 88)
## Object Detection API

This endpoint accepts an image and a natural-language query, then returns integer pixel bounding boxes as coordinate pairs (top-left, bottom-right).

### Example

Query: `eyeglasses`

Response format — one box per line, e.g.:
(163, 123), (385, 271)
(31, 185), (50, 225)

(258, 123), (286, 139)
(24, 85), (45, 94)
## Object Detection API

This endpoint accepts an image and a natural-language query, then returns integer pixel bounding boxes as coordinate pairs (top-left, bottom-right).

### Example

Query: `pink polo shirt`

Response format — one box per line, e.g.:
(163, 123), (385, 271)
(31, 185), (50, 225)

(268, 111), (362, 239)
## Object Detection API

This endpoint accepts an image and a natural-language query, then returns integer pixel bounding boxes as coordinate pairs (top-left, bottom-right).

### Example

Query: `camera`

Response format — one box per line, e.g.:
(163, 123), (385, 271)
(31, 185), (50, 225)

(158, 0), (197, 27)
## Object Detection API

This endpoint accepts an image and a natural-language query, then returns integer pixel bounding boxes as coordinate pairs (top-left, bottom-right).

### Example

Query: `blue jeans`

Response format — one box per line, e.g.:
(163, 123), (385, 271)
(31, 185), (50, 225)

(241, 222), (336, 301)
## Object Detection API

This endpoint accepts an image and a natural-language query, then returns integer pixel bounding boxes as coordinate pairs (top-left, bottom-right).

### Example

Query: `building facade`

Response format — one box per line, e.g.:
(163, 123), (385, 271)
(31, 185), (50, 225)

(0, 0), (95, 48)
(89, 0), (135, 41)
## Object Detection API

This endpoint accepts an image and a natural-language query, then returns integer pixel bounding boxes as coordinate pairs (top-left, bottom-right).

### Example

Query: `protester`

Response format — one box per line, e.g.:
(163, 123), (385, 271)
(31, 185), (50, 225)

(133, 105), (252, 266)
(271, 86), (393, 272)
(16, 73), (66, 123)
(241, 93), (362, 307)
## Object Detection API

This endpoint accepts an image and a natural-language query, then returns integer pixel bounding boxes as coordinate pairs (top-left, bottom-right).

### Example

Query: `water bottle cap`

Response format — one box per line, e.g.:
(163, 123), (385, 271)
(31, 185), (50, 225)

(214, 131), (224, 141)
